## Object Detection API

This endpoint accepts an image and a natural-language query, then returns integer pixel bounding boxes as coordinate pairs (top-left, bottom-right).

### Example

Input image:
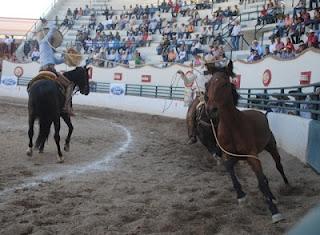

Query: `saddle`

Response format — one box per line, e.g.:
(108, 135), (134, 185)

(27, 71), (71, 95)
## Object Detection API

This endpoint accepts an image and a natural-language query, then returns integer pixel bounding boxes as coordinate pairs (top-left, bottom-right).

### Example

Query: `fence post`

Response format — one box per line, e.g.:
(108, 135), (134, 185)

(155, 86), (158, 98)
(297, 87), (302, 116)
(170, 86), (173, 99)
(125, 84), (127, 95)
(247, 89), (251, 108)
(140, 85), (142, 96)
(264, 89), (268, 110)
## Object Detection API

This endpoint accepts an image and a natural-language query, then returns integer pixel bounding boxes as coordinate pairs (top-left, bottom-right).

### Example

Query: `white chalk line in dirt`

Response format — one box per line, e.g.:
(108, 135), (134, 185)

(0, 116), (133, 198)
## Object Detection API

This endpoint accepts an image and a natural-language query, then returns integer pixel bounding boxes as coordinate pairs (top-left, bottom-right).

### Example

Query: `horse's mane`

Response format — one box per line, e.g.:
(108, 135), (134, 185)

(63, 67), (84, 83)
(231, 83), (240, 106)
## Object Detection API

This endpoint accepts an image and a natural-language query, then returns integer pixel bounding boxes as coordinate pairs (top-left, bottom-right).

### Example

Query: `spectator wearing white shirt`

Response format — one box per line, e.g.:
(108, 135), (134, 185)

(107, 49), (117, 67)
(177, 47), (187, 63)
(230, 20), (241, 51)
(31, 48), (40, 61)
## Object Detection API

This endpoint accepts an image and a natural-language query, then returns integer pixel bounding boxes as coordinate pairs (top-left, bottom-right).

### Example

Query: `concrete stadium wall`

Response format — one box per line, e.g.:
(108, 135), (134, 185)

(1, 85), (319, 173)
(2, 49), (320, 88)
(267, 113), (311, 163)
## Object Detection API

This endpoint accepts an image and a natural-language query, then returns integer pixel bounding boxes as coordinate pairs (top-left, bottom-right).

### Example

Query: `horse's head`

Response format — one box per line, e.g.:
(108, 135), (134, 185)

(205, 60), (238, 117)
(63, 66), (91, 95)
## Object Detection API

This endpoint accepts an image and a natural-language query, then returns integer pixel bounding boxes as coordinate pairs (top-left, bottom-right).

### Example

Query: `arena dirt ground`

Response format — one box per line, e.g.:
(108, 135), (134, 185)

(0, 96), (319, 235)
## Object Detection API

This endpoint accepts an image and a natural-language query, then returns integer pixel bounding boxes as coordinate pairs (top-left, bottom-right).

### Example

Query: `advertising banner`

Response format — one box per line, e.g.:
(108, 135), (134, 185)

(110, 83), (126, 96)
(0, 76), (18, 88)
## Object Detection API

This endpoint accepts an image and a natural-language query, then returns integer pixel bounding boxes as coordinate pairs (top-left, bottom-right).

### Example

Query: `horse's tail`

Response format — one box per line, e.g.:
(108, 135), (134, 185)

(34, 100), (53, 150)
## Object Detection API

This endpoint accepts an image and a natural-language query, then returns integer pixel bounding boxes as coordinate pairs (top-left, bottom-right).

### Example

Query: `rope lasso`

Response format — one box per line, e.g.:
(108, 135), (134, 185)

(191, 65), (261, 161)
(208, 118), (260, 161)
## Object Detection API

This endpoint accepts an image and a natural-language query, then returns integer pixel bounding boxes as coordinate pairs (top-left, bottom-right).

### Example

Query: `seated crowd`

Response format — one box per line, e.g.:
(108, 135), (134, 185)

(12, 0), (320, 66)
(247, 0), (320, 62)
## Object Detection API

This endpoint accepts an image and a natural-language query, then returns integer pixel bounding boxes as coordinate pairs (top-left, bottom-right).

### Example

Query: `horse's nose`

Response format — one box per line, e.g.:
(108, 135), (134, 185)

(206, 106), (218, 118)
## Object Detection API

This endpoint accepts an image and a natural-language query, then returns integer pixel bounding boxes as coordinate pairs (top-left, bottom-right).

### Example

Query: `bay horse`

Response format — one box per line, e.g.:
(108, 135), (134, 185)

(205, 61), (289, 223)
(194, 83), (240, 163)
(26, 66), (90, 163)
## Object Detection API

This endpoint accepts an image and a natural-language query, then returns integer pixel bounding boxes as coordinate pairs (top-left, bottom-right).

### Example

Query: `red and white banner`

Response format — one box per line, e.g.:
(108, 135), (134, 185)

(300, 71), (311, 85)
(114, 73), (122, 81)
(141, 75), (151, 83)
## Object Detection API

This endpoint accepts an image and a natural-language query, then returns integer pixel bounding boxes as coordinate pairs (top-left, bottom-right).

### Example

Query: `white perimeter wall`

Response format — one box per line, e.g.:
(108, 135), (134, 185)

(2, 49), (320, 88)
(0, 86), (311, 162)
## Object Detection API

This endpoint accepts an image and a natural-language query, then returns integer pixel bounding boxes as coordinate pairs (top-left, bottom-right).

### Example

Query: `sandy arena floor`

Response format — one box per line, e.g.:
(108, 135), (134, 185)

(0, 96), (319, 235)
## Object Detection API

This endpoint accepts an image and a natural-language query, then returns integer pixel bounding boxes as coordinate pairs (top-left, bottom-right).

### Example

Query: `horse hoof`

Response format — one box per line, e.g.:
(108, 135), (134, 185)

(39, 150), (44, 154)
(56, 155), (64, 163)
(238, 196), (247, 206)
(26, 148), (33, 156)
(212, 154), (221, 166)
(272, 213), (284, 223)
(64, 145), (70, 152)
(272, 199), (278, 205)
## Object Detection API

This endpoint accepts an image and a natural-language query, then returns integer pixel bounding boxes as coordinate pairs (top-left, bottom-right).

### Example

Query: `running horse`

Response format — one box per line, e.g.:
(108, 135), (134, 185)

(205, 60), (289, 223)
(26, 66), (90, 163)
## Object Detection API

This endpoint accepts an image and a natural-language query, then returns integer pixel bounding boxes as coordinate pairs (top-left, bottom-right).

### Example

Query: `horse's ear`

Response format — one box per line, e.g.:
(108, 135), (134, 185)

(205, 62), (215, 75)
(226, 60), (235, 78)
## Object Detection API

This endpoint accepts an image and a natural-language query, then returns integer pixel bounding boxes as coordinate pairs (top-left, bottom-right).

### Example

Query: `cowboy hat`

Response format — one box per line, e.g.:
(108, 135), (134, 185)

(36, 28), (63, 48)
(64, 47), (83, 67)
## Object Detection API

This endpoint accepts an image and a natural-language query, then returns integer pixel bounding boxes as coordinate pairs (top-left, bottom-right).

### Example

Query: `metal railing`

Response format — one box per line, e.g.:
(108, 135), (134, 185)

(13, 77), (320, 120)
(238, 83), (320, 120)
(16, 77), (185, 100)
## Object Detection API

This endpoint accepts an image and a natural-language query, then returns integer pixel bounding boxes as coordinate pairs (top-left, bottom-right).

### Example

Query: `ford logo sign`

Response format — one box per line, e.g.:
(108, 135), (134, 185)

(111, 86), (125, 95)
(2, 78), (17, 86)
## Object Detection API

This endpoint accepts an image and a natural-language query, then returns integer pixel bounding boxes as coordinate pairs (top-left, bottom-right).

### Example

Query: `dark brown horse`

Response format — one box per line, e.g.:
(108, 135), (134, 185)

(205, 61), (289, 223)
(27, 66), (90, 163)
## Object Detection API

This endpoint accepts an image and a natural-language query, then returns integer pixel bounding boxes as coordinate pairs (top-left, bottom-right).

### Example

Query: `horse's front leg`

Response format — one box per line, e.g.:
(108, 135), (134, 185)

(61, 113), (73, 152)
(223, 155), (246, 204)
(247, 158), (284, 223)
(26, 115), (35, 156)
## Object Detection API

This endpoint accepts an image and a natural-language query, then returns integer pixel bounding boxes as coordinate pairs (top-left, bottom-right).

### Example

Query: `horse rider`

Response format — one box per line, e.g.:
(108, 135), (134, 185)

(178, 56), (212, 144)
(37, 18), (74, 116)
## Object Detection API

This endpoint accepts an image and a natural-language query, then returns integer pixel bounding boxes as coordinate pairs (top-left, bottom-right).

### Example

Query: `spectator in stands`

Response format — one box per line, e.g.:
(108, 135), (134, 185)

(84, 5), (90, 16)
(307, 30), (319, 48)
(134, 51), (144, 65)
(88, 14), (96, 30)
(177, 46), (187, 63)
(31, 48), (40, 61)
(296, 40), (308, 53)
(247, 49), (261, 62)
(311, 9), (320, 30)
(263, 45), (271, 57)
(106, 49), (117, 67)
(230, 20), (241, 51)
(167, 48), (177, 62)
(96, 22), (104, 33)
(257, 5), (268, 25)
(288, 90), (311, 119)
(250, 40), (263, 56)
(274, 37), (285, 54)
(293, 0), (306, 18)
(73, 8), (79, 20)
(309, 0), (319, 10)
(280, 47), (295, 59)
(285, 37), (295, 51)
(191, 40), (203, 56)
(212, 12), (223, 30)
(67, 8), (72, 17)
